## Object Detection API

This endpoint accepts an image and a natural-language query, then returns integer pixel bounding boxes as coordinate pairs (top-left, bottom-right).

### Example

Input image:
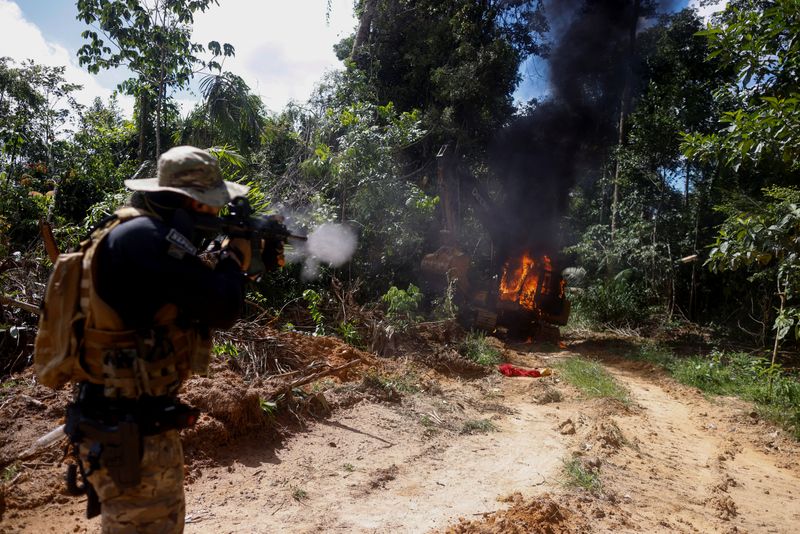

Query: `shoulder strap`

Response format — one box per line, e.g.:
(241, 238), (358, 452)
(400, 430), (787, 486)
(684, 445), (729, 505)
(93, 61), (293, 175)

(81, 207), (158, 331)
(115, 206), (158, 222)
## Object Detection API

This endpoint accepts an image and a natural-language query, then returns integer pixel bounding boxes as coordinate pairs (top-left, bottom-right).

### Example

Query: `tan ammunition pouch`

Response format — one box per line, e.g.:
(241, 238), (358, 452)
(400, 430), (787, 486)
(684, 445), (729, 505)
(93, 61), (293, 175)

(35, 207), (213, 396)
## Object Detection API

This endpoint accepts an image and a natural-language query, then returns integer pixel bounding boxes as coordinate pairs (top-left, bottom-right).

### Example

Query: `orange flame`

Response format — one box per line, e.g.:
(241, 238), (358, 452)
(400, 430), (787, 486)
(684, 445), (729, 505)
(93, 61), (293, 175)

(499, 253), (552, 311)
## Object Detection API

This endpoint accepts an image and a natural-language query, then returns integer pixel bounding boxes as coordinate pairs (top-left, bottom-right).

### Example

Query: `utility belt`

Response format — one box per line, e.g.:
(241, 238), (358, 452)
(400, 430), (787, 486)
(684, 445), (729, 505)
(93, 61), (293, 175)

(65, 384), (199, 518)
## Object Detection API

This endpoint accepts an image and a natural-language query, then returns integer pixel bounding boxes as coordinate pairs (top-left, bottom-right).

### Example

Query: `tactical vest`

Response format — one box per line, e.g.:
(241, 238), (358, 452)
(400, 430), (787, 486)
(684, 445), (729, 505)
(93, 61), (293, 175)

(34, 207), (211, 397)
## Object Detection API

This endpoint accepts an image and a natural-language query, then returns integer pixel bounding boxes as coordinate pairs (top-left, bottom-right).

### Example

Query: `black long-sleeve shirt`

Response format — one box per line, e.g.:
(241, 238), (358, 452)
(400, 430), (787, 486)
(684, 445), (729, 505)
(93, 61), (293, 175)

(94, 214), (245, 331)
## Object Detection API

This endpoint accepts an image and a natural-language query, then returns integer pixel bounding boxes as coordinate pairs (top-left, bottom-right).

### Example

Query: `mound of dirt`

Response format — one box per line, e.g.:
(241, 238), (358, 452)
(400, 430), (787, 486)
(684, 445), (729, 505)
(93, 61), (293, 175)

(180, 368), (266, 457)
(444, 493), (587, 534)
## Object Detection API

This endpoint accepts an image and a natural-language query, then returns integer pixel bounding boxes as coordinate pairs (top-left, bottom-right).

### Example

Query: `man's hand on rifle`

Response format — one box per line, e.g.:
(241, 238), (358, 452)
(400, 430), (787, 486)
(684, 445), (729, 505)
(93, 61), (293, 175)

(222, 238), (253, 272)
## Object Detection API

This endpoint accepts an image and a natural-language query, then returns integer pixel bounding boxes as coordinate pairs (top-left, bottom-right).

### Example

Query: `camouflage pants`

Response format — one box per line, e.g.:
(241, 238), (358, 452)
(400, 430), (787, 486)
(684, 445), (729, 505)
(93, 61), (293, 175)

(79, 430), (185, 534)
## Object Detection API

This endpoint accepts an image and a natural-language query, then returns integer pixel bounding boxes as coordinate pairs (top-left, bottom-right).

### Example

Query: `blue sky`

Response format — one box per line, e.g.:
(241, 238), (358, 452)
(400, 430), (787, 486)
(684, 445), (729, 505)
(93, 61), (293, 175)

(1, 0), (721, 116)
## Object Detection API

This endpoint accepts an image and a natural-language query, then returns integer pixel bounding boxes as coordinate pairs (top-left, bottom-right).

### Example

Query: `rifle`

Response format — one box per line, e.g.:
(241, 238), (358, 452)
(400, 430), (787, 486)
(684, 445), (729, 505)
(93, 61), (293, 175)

(193, 196), (307, 275)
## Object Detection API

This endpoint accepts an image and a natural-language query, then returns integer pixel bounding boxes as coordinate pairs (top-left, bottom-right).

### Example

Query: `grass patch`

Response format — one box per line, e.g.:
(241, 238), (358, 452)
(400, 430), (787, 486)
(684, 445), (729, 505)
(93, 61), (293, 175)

(2, 462), (20, 482)
(633, 344), (800, 439)
(555, 357), (630, 403)
(0, 379), (20, 398)
(342, 463), (355, 472)
(460, 418), (497, 434)
(561, 458), (602, 492)
(461, 331), (502, 366)
(362, 370), (420, 394)
(291, 487), (308, 501)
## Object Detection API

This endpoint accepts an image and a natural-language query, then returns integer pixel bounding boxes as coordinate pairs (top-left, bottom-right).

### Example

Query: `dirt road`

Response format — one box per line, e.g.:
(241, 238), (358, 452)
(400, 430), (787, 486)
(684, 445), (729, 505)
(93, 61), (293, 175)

(2, 339), (799, 533)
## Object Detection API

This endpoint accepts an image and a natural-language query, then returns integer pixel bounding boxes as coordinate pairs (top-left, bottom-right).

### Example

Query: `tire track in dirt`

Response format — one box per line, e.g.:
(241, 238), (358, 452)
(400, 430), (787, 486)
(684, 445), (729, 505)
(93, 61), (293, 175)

(600, 363), (800, 534)
(182, 378), (568, 533)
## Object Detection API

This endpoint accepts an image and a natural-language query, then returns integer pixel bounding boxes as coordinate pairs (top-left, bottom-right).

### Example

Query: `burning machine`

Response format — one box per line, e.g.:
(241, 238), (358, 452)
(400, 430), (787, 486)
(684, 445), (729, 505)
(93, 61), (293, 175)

(421, 145), (570, 340)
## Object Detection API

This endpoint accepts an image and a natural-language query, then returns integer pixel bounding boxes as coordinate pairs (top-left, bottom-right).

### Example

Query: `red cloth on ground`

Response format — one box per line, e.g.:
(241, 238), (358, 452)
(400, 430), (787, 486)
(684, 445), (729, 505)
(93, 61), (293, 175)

(498, 363), (542, 377)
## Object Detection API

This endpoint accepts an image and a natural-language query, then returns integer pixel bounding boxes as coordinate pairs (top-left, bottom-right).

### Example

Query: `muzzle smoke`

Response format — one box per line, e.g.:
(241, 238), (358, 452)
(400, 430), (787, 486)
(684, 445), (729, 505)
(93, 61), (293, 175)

(286, 223), (358, 280)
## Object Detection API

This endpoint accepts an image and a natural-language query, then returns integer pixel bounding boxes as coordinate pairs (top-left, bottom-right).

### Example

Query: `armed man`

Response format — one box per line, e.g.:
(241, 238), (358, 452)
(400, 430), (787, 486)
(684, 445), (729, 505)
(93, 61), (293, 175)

(35, 146), (281, 533)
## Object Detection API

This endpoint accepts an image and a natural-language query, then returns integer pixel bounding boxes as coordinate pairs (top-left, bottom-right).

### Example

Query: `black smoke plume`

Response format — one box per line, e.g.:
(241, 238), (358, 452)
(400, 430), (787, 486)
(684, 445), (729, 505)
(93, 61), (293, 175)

(488, 0), (674, 260)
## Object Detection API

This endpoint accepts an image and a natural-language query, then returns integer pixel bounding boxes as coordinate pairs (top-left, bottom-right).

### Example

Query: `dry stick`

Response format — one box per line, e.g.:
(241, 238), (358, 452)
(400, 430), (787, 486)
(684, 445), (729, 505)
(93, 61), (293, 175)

(0, 295), (40, 315)
(38, 219), (60, 262)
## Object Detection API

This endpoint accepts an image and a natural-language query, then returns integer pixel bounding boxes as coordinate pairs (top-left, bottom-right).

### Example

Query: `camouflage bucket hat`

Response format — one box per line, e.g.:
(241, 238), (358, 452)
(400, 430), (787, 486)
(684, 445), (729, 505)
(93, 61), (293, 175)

(124, 146), (249, 208)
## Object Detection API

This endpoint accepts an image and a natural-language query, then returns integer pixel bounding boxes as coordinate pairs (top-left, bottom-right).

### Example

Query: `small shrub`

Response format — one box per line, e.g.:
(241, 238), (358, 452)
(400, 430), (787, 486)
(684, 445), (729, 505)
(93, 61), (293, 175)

(2, 463), (20, 482)
(562, 458), (602, 492)
(336, 320), (362, 347)
(461, 418), (496, 434)
(572, 277), (649, 328)
(381, 284), (423, 330)
(460, 331), (501, 366)
(431, 273), (459, 320)
(303, 289), (325, 335)
(212, 341), (239, 358)
(259, 398), (278, 417)
(291, 487), (308, 501)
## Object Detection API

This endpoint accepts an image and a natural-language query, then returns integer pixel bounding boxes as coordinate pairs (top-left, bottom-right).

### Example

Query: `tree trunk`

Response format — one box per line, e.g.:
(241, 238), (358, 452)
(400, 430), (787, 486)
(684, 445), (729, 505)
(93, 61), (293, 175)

(689, 176), (703, 320)
(351, 0), (377, 68)
(610, 0), (641, 241)
(155, 82), (162, 159)
(137, 92), (149, 162)
(45, 96), (57, 224)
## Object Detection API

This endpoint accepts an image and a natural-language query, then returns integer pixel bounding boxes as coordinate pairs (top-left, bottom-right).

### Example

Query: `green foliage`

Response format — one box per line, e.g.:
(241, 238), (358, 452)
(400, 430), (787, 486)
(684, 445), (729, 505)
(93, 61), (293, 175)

(303, 289), (325, 335)
(76, 0), (234, 157)
(2, 462), (20, 482)
(259, 398), (278, 417)
(327, 101), (435, 291)
(706, 187), (800, 342)
(381, 284), (423, 330)
(212, 341), (239, 359)
(633, 346), (800, 439)
(179, 73), (265, 155)
(565, 9), (734, 324)
(684, 1), (800, 171)
(562, 458), (602, 493)
(0, 180), (51, 248)
(571, 276), (650, 328)
(344, 0), (548, 154)
(336, 320), (362, 348)
(460, 331), (501, 367)
(555, 357), (630, 403)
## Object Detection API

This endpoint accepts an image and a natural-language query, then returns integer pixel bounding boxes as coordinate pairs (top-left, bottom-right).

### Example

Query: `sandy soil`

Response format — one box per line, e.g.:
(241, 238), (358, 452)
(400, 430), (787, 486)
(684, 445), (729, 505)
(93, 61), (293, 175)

(1, 335), (799, 534)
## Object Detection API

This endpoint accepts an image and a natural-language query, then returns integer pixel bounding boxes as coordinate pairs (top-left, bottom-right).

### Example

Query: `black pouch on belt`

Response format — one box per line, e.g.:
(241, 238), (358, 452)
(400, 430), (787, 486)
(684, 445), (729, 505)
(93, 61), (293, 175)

(99, 419), (141, 488)
(76, 417), (142, 489)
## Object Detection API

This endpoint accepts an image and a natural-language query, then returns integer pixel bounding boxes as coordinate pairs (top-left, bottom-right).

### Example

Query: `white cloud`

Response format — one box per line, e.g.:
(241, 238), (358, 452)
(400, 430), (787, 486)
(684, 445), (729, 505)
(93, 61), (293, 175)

(0, 0), (355, 119)
(0, 0), (135, 117)
(689, 0), (728, 22)
(191, 0), (356, 112)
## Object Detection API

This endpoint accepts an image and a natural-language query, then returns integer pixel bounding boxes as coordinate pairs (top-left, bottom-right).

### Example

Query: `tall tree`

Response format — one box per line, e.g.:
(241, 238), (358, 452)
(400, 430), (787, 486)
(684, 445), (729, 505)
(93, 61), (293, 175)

(179, 72), (265, 155)
(76, 0), (234, 160)
(337, 0), (548, 159)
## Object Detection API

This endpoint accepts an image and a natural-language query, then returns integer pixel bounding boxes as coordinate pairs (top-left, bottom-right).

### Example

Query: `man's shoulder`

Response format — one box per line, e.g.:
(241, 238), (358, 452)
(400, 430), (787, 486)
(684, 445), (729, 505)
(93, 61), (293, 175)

(107, 214), (168, 243)
(106, 214), (199, 261)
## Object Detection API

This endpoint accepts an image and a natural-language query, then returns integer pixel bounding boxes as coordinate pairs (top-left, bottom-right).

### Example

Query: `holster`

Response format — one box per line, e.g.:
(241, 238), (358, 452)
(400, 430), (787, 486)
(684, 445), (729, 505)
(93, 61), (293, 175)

(65, 403), (142, 489)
